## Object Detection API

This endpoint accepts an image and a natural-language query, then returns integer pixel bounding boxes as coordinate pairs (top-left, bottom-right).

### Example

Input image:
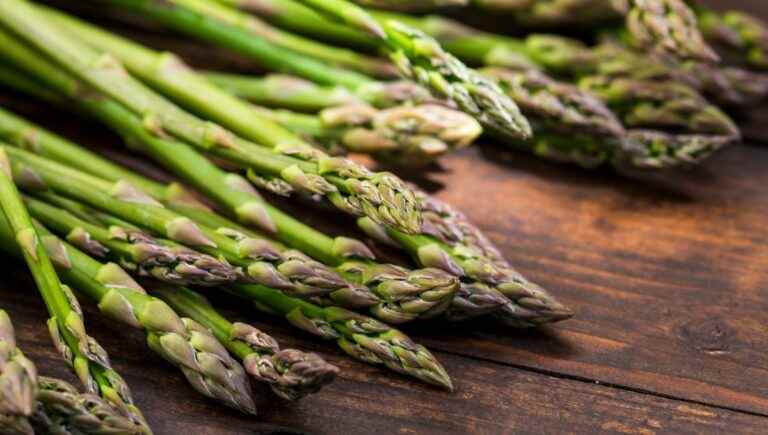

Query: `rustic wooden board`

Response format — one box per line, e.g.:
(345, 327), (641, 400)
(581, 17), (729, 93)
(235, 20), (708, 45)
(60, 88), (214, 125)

(1, 0), (767, 433)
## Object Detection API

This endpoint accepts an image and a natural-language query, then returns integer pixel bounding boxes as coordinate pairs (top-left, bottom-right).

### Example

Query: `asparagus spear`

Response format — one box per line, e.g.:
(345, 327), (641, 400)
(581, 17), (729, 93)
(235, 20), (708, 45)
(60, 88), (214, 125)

(0, 310), (36, 435)
(31, 376), (147, 434)
(150, 285), (339, 400)
(348, 0), (468, 11)
(6, 146), (367, 302)
(697, 8), (768, 70)
(259, 103), (482, 166)
(24, 195), (239, 287)
(231, 282), (453, 389)
(0, 66), (549, 325)
(0, 63), (459, 326)
(162, 0), (399, 77)
(0, 149), (150, 433)
(0, 4), (423, 235)
(0, 220), (258, 414)
(97, 0), (532, 140)
(357, 186), (573, 327)
(577, 74), (739, 136)
(481, 67), (625, 139)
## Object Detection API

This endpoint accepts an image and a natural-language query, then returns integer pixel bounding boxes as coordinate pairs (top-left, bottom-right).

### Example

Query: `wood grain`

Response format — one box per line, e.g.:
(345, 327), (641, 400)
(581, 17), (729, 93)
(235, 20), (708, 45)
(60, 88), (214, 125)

(0, 0), (767, 433)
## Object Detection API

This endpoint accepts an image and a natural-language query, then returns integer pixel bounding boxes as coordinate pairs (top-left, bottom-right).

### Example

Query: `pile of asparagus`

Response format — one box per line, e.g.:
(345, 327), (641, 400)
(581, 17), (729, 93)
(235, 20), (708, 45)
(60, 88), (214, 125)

(0, 0), (765, 431)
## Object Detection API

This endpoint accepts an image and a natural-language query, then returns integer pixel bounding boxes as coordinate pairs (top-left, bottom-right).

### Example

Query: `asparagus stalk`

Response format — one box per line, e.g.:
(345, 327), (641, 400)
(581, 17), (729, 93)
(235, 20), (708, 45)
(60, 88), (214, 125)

(25, 195), (239, 287)
(150, 285), (339, 400)
(697, 7), (768, 70)
(97, 0), (532, 140)
(0, 69), (550, 325)
(577, 74), (739, 136)
(0, 215), (259, 413)
(43, 5), (481, 165)
(30, 376), (148, 434)
(0, 149), (149, 433)
(357, 186), (574, 327)
(0, 310), (36, 435)
(231, 282), (453, 390)
(260, 103), (482, 166)
(347, 0), (468, 11)
(0, 4), (423, 235)
(6, 146), (368, 302)
(0, 63), (460, 325)
(164, 0), (399, 77)
(481, 67), (625, 139)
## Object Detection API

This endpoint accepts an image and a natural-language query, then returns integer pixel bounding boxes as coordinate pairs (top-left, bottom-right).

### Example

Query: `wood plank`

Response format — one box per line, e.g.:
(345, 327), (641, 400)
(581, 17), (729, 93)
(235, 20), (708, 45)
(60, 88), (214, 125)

(3, 269), (765, 435)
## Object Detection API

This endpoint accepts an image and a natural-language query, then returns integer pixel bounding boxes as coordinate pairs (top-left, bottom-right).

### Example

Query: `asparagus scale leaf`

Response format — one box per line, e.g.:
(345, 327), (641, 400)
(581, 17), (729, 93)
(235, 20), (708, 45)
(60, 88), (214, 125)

(0, 310), (37, 435)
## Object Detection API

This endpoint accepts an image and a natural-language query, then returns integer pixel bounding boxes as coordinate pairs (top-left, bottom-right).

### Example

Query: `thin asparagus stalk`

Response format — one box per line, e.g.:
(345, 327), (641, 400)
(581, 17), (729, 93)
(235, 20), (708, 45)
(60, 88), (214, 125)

(0, 310), (37, 435)
(0, 149), (150, 433)
(150, 285), (339, 400)
(0, 4), (423, 235)
(31, 376), (147, 434)
(25, 195), (239, 287)
(231, 282), (453, 390)
(697, 7), (768, 70)
(97, 0), (531, 140)
(0, 216), (258, 413)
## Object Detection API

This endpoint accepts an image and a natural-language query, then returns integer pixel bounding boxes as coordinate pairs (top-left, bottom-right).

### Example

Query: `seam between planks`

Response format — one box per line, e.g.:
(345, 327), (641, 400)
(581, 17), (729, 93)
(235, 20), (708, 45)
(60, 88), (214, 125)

(433, 348), (768, 419)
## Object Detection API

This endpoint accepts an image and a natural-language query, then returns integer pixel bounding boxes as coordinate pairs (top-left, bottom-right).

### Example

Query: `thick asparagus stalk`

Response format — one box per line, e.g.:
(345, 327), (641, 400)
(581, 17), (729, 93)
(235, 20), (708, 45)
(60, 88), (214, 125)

(231, 282), (453, 390)
(150, 285), (339, 400)
(347, 0), (468, 11)
(0, 4), (423, 235)
(0, 310), (36, 435)
(97, 0), (531, 140)
(0, 149), (149, 433)
(31, 376), (146, 434)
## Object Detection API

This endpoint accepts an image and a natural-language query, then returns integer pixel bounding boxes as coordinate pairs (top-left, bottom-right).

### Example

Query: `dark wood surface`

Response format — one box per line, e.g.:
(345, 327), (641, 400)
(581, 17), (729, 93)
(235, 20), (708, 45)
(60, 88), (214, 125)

(1, 1), (767, 433)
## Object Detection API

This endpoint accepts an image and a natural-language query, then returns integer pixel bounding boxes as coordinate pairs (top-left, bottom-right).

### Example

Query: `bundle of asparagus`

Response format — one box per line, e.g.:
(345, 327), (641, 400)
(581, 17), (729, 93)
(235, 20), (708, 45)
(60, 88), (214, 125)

(0, 0), (764, 430)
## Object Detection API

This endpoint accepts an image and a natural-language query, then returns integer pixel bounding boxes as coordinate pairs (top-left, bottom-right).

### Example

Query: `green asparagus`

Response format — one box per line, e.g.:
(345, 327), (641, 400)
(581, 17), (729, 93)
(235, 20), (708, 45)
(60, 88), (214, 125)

(98, 0), (532, 140)
(0, 67), (459, 326)
(0, 310), (36, 435)
(25, 195), (239, 287)
(358, 186), (573, 327)
(150, 285), (339, 400)
(0, 214), (258, 413)
(231, 282), (453, 389)
(0, 148), (149, 433)
(30, 376), (146, 434)
(259, 103), (482, 166)
(0, 4), (424, 235)
(697, 7), (768, 70)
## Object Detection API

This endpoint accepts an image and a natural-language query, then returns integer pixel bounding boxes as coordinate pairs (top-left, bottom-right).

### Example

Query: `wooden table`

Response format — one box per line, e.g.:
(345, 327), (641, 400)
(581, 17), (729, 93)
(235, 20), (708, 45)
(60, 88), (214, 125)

(1, 1), (766, 433)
